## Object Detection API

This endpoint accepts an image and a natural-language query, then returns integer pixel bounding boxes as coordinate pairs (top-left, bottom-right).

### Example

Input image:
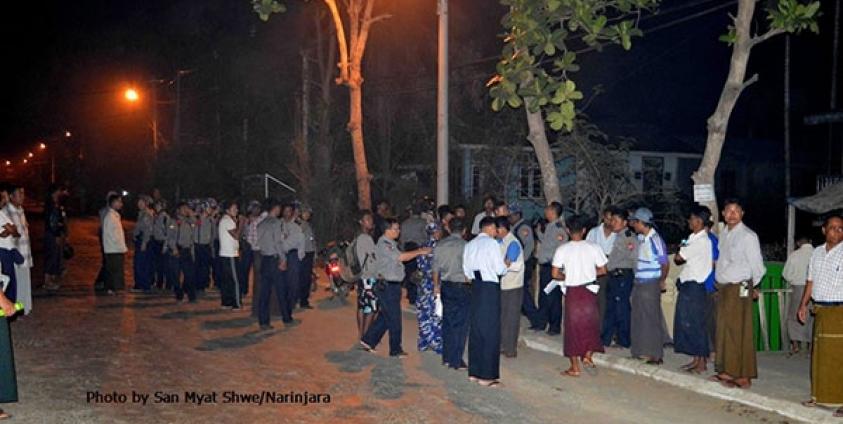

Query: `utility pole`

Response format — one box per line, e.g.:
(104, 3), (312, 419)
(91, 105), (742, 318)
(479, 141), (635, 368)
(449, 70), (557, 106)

(435, 0), (449, 206)
(785, 35), (793, 254)
(833, 0), (841, 173)
(302, 52), (310, 150)
(173, 69), (192, 201)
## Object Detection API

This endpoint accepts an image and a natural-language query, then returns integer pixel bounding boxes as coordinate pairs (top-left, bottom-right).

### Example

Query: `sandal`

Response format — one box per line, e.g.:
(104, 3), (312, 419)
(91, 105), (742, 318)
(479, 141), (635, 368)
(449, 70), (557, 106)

(801, 399), (818, 408)
(469, 376), (478, 382)
(834, 407), (843, 418)
(358, 341), (376, 353)
(0, 409), (10, 420)
(561, 369), (581, 378)
(708, 374), (732, 384)
(477, 379), (501, 388)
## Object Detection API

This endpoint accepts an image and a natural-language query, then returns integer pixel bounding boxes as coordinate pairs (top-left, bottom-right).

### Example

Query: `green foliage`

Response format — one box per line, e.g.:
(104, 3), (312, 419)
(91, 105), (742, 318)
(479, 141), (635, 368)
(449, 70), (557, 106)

(490, 0), (658, 132)
(252, 0), (287, 21)
(720, 0), (821, 45)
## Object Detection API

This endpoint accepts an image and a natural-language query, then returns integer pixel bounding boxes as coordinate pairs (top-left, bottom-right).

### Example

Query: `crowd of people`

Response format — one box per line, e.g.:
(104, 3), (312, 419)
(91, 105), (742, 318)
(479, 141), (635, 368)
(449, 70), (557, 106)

(0, 187), (842, 419)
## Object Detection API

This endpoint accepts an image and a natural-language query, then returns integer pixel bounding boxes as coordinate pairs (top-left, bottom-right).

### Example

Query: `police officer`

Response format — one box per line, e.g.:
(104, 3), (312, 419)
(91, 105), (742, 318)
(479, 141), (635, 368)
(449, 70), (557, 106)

(163, 204), (181, 295)
(298, 205), (316, 309)
(131, 194), (155, 293)
(256, 200), (293, 329)
(508, 204), (536, 321)
(400, 202), (428, 305)
(531, 201), (568, 335)
(281, 203), (305, 319)
(360, 218), (431, 357)
(192, 201), (213, 293)
(151, 200), (170, 290)
(433, 217), (469, 369)
(175, 202), (197, 303)
(601, 207), (638, 348)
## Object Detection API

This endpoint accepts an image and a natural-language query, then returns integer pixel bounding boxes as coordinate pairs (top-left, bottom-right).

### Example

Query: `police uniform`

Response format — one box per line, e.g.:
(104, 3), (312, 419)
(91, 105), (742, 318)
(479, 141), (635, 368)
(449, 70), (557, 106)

(163, 212), (180, 292)
(400, 214), (427, 304)
(193, 213), (215, 291)
(512, 217), (537, 320)
(601, 228), (638, 347)
(361, 236), (407, 356)
(432, 233), (469, 369)
(281, 217), (305, 318)
(132, 207), (155, 292)
(151, 210), (171, 288)
(533, 218), (568, 333)
(175, 213), (197, 302)
(256, 216), (291, 325)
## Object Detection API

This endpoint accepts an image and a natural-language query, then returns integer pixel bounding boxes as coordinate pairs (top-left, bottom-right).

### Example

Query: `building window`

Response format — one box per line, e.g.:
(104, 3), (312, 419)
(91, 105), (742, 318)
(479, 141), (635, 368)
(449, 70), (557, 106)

(519, 163), (543, 199)
(471, 165), (482, 197)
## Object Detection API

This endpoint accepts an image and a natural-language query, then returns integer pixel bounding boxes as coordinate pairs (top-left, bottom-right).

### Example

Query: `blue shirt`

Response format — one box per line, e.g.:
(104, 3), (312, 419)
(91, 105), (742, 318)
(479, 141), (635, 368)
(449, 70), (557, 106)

(635, 228), (668, 281)
(500, 239), (522, 263)
(705, 232), (720, 293)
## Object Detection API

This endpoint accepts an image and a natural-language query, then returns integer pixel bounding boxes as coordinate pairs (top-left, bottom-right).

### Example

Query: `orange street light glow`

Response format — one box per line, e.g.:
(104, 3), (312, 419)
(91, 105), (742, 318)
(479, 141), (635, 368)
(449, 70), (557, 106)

(65, 130), (72, 138)
(22, 159), (27, 164)
(39, 143), (46, 150)
(27, 152), (33, 158)
(125, 88), (139, 102)
(4, 161), (9, 166)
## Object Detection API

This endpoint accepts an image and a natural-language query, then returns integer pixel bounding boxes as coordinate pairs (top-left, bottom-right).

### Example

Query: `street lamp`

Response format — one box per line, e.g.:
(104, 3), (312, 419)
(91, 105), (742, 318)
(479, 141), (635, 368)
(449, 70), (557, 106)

(22, 159), (27, 165)
(65, 130), (72, 138)
(27, 152), (33, 158)
(39, 143), (46, 150)
(124, 88), (139, 102)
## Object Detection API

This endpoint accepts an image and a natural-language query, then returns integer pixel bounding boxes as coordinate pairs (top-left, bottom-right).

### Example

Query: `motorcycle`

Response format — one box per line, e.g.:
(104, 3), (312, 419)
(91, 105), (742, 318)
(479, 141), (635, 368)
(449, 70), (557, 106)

(321, 242), (352, 304)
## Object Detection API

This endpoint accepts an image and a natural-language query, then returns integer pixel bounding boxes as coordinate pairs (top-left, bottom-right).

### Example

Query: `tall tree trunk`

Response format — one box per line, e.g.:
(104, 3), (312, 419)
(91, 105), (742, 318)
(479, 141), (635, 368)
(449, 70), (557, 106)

(525, 107), (562, 203)
(691, 0), (758, 225)
(348, 78), (372, 210)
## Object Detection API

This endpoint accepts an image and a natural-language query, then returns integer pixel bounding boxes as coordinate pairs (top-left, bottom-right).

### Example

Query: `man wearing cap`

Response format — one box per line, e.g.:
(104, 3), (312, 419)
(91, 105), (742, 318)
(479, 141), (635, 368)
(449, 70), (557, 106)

(798, 215), (843, 416)
(509, 204), (537, 321)
(298, 205), (317, 309)
(193, 202), (215, 293)
(130, 194), (155, 293)
(256, 201), (291, 329)
(174, 202), (198, 303)
(400, 202), (428, 306)
(629, 207), (669, 365)
(710, 198), (765, 389)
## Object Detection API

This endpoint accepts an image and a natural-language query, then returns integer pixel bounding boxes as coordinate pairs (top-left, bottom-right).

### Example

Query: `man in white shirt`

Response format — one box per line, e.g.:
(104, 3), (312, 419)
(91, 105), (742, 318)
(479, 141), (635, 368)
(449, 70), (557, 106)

(470, 195), (497, 236)
(586, 208), (617, 328)
(711, 198), (765, 389)
(672, 206), (714, 374)
(102, 193), (128, 295)
(218, 201), (242, 310)
(463, 216), (507, 387)
(4, 186), (30, 315)
(783, 236), (814, 354)
(552, 214), (608, 377)
(797, 215), (843, 415)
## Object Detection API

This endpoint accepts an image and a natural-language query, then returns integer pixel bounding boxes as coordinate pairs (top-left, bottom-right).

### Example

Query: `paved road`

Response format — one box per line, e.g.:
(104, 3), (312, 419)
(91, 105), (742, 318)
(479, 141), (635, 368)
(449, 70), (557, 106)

(7, 217), (792, 423)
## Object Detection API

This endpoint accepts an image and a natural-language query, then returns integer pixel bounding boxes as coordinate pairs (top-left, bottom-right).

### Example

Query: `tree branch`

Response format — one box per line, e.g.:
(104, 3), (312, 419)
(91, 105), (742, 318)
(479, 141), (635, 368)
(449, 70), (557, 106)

(751, 27), (785, 46)
(365, 13), (391, 26)
(741, 73), (759, 91)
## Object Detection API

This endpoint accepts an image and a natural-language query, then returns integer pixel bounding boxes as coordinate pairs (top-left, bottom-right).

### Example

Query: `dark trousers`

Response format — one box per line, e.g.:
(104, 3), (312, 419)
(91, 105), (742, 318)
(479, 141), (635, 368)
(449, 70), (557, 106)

(211, 240), (223, 289)
(441, 281), (471, 368)
(404, 260), (418, 304)
(259, 255), (291, 325)
(601, 269), (634, 347)
(469, 279), (501, 380)
(164, 252), (179, 291)
(132, 239), (153, 291)
(194, 244), (212, 290)
(362, 281), (403, 355)
(299, 252), (315, 307)
(103, 253), (125, 291)
(176, 248), (196, 301)
(534, 264), (561, 333)
(220, 256), (241, 308)
(150, 239), (165, 288)
(283, 251), (301, 317)
(239, 244), (254, 296)
(521, 258), (538, 319)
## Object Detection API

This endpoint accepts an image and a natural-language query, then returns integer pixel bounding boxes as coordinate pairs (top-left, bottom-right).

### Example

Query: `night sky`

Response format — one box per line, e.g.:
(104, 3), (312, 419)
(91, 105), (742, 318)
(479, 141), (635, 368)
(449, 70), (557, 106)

(1, 0), (837, 214)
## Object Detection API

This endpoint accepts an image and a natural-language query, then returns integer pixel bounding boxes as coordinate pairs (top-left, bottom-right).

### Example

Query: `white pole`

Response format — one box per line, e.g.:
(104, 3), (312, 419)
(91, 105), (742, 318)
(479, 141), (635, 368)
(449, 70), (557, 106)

(264, 173), (269, 200)
(787, 204), (795, 255)
(436, 0), (449, 206)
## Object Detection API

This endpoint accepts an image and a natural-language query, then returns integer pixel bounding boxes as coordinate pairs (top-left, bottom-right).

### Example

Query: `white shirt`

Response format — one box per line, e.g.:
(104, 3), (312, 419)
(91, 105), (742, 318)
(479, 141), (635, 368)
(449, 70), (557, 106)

(551, 240), (608, 286)
(715, 222), (766, 286)
(218, 215), (239, 258)
(463, 233), (507, 283)
(808, 243), (843, 302)
(470, 211), (494, 235)
(782, 243), (813, 286)
(499, 232), (524, 290)
(0, 209), (15, 250)
(678, 230), (713, 283)
(102, 208), (128, 254)
(586, 223), (616, 256)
